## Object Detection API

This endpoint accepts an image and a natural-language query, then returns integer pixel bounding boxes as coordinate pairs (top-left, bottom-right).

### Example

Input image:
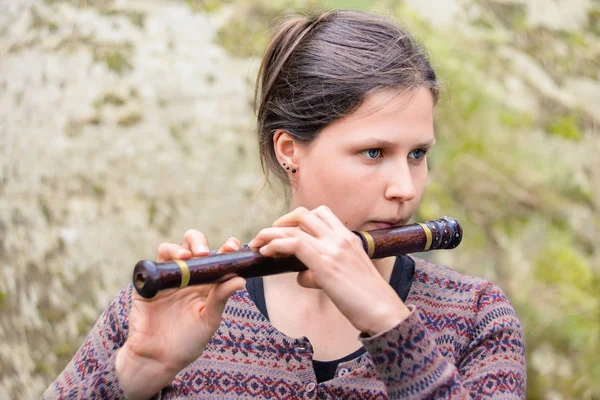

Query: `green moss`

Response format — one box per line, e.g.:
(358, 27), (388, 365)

(117, 110), (143, 127)
(216, 10), (271, 58)
(237, 144), (247, 157)
(54, 341), (78, 358)
(148, 201), (157, 226)
(499, 109), (535, 129)
(487, 1), (528, 31)
(91, 183), (106, 198)
(92, 43), (134, 75)
(589, 8), (600, 35)
(158, 97), (169, 108)
(37, 195), (53, 223)
(535, 237), (593, 290)
(33, 360), (54, 378)
(40, 304), (66, 323)
(77, 315), (95, 336)
(547, 114), (582, 141)
(30, 7), (59, 31)
(99, 9), (146, 28)
(88, 115), (101, 125)
(101, 93), (126, 106)
(169, 120), (194, 155)
(77, 174), (107, 198)
(567, 32), (587, 48)
(206, 73), (217, 85)
(321, 0), (372, 10)
(105, 50), (132, 74)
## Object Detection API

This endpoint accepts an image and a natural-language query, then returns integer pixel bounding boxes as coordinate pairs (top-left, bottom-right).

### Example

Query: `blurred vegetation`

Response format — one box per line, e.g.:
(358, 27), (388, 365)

(215, 0), (600, 398)
(3, 0), (597, 398)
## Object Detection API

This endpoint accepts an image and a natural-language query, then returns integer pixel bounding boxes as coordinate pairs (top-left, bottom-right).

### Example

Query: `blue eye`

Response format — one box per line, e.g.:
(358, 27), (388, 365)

(361, 148), (383, 159)
(409, 149), (427, 160)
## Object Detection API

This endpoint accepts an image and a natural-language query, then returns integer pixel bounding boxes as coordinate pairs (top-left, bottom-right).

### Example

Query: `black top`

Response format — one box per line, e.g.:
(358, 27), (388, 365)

(246, 255), (416, 383)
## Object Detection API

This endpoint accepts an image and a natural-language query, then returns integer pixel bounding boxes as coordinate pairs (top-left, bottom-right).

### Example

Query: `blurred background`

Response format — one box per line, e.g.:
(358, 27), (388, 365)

(0, 0), (598, 398)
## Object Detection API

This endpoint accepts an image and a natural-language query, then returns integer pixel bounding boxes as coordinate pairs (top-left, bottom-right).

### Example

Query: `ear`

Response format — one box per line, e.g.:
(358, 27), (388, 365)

(273, 129), (299, 166)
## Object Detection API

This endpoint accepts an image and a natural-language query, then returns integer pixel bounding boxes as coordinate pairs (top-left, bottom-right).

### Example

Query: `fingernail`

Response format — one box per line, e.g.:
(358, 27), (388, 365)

(247, 239), (255, 248)
(196, 245), (209, 253)
(259, 245), (268, 255)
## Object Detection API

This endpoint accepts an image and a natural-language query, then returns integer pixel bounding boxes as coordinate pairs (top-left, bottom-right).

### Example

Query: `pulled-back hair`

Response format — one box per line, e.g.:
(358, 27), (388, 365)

(255, 9), (439, 185)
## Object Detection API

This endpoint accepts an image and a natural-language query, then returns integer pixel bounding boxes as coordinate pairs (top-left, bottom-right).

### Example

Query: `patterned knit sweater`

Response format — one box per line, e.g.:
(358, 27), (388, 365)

(43, 257), (526, 399)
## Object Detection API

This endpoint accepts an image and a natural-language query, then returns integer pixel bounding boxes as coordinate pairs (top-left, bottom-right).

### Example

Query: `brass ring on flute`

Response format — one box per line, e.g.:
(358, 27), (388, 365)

(359, 231), (375, 257)
(174, 260), (191, 288)
(417, 223), (433, 251)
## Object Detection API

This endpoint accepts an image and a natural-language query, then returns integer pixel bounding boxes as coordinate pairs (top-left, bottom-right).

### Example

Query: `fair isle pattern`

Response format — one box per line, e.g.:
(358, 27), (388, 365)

(43, 258), (526, 399)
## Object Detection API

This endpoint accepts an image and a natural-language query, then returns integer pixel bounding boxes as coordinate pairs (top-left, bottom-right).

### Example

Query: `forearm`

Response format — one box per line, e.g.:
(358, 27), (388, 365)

(361, 306), (469, 399)
(42, 352), (127, 400)
(360, 306), (525, 399)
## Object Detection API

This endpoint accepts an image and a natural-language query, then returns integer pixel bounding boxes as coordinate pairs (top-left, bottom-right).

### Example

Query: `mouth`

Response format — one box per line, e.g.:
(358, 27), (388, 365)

(368, 219), (410, 230)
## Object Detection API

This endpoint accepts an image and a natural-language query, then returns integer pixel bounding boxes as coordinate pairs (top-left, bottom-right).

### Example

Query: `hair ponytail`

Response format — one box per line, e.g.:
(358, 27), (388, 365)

(255, 12), (332, 126)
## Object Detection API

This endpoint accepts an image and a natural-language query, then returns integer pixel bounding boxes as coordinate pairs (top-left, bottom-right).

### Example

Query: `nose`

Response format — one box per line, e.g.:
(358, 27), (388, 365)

(384, 161), (417, 202)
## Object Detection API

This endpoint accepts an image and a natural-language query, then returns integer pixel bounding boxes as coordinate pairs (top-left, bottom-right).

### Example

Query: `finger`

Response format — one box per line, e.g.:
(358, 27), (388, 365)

(259, 235), (334, 282)
(202, 276), (246, 327)
(296, 270), (321, 289)
(181, 229), (210, 256)
(311, 205), (348, 232)
(248, 227), (300, 249)
(217, 237), (241, 254)
(272, 207), (330, 237)
(157, 243), (191, 262)
(257, 233), (318, 260)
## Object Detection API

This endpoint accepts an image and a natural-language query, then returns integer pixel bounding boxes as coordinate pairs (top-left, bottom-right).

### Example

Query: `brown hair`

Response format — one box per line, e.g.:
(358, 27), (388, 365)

(255, 9), (439, 186)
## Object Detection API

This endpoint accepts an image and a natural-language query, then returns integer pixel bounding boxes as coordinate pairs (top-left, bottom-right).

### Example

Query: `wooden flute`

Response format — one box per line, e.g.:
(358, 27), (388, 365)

(133, 216), (462, 298)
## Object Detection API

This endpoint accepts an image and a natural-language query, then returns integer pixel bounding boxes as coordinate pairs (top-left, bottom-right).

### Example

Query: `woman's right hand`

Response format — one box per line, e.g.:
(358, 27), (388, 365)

(115, 230), (246, 400)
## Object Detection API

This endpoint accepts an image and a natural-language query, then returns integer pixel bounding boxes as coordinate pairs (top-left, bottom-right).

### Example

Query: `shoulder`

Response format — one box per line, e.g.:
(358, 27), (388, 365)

(104, 283), (133, 320)
(408, 256), (519, 321)
(409, 256), (523, 349)
(83, 284), (133, 348)
(410, 256), (503, 297)
(98, 284), (133, 343)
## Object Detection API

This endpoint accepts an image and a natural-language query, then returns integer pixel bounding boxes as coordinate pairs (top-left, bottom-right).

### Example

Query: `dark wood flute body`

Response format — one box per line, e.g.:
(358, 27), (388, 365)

(133, 217), (462, 298)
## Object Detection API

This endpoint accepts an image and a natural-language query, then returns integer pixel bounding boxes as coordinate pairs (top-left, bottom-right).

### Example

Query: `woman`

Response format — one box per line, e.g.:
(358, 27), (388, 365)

(44, 9), (526, 399)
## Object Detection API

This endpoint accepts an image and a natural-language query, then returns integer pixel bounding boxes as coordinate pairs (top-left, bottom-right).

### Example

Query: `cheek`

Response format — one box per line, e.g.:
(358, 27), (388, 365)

(413, 166), (428, 199)
(304, 152), (358, 188)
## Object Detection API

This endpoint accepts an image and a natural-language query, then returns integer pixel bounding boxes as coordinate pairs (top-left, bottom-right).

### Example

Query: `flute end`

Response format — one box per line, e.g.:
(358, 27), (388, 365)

(133, 259), (160, 298)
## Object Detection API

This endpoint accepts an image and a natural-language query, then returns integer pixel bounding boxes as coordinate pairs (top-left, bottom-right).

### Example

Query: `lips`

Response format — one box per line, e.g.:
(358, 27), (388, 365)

(370, 219), (409, 230)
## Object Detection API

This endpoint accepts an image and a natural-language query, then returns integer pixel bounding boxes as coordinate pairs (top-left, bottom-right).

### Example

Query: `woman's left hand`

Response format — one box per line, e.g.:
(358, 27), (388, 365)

(248, 205), (411, 336)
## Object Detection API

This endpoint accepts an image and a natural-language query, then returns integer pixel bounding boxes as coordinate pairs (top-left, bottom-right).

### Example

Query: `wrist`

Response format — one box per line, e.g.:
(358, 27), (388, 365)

(116, 342), (179, 400)
(366, 303), (412, 337)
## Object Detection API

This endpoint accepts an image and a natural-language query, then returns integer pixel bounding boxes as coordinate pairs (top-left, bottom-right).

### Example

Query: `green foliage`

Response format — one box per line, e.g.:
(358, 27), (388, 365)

(321, 0), (372, 10)
(90, 43), (134, 75)
(547, 114), (582, 141)
(186, 0), (228, 13)
(117, 110), (143, 127)
(499, 109), (534, 129)
(105, 50), (132, 74)
(527, 230), (600, 397)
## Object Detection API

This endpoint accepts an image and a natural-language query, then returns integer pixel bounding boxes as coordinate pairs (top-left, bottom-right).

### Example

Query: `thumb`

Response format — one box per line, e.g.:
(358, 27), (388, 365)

(296, 270), (321, 289)
(202, 277), (246, 326)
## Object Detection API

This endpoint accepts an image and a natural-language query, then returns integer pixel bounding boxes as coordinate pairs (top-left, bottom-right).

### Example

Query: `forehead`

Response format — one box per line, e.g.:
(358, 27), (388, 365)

(318, 87), (435, 146)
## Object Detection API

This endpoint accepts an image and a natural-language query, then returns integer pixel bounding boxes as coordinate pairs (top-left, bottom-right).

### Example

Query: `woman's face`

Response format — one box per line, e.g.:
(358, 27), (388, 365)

(288, 86), (435, 232)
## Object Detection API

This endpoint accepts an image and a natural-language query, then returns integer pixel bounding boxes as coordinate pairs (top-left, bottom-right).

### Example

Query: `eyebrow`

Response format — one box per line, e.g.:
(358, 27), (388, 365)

(354, 138), (437, 148)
